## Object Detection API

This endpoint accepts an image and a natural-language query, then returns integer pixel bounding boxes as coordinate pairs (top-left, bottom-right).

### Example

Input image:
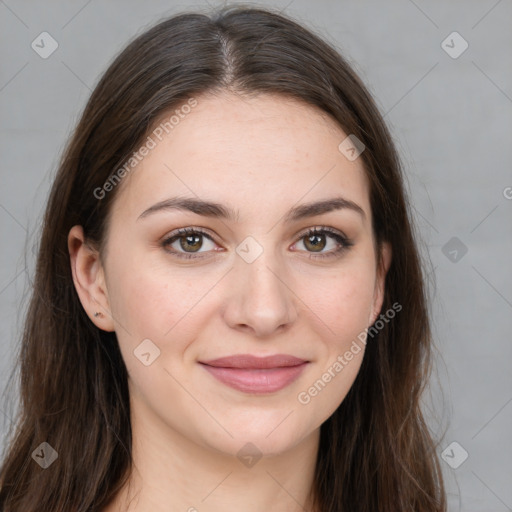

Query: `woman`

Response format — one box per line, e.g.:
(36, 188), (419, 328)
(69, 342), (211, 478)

(0, 5), (446, 511)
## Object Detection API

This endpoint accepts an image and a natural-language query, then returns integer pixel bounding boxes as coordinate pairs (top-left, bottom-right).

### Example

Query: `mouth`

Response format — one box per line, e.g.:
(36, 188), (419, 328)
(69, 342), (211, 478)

(198, 354), (309, 394)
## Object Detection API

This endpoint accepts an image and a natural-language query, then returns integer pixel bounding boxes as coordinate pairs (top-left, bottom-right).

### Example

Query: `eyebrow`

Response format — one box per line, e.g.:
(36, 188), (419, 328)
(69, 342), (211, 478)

(137, 195), (366, 223)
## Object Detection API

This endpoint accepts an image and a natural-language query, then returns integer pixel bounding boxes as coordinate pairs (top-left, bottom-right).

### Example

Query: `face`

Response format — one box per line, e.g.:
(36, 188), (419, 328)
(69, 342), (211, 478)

(70, 91), (391, 459)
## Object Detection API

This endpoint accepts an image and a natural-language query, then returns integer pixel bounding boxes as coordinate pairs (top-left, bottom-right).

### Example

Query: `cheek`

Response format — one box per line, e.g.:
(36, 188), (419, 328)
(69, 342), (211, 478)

(293, 262), (374, 409)
(300, 263), (375, 340)
(109, 268), (200, 395)
(106, 254), (224, 360)
(109, 269), (171, 333)
(107, 246), (179, 330)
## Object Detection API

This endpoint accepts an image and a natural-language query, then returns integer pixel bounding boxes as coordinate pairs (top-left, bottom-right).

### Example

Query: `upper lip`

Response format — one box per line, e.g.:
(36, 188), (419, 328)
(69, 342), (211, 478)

(200, 354), (308, 369)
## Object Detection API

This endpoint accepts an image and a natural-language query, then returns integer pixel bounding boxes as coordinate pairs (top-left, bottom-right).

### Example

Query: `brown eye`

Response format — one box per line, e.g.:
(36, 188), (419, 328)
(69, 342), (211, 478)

(162, 228), (217, 259)
(294, 227), (353, 260)
(179, 233), (203, 252)
(303, 232), (327, 252)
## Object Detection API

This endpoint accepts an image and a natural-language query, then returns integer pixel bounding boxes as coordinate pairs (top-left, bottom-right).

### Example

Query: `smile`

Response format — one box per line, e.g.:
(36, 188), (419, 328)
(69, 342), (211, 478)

(199, 354), (309, 394)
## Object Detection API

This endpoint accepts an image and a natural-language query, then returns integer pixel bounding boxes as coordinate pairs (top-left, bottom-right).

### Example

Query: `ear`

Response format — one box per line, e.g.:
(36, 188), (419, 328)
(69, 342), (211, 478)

(68, 225), (115, 331)
(369, 240), (392, 326)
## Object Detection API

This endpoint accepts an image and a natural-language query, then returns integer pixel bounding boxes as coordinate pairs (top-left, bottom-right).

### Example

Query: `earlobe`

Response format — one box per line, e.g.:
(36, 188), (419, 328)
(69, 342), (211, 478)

(68, 225), (115, 332)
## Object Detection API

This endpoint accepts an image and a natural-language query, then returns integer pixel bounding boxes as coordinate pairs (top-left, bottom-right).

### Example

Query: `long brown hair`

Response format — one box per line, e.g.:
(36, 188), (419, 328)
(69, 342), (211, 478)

(0, 5), (445, 511)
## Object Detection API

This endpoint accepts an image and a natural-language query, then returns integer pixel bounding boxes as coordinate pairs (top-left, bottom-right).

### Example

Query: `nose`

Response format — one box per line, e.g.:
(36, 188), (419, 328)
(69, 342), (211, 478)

(222, 246), (298, 338)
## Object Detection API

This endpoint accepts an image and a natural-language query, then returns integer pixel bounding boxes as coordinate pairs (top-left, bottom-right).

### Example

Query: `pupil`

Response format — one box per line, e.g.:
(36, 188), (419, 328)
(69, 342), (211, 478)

(306, 234), (325, 252)
(181, 234), (202, 252)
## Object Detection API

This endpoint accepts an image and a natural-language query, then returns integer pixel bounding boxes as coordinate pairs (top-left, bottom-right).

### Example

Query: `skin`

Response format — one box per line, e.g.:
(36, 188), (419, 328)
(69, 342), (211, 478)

(68, 91), (392, 512)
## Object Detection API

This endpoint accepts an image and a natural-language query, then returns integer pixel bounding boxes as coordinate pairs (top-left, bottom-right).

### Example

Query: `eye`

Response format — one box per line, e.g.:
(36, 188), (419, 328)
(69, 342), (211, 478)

(161, 227), (219, 260)
(161, 226), (353, 261)
(292, 227), (353, 260)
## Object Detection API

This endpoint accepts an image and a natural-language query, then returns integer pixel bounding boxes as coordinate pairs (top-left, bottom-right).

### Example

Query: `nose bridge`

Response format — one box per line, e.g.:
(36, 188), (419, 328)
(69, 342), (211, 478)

(224, 235), (297, 336)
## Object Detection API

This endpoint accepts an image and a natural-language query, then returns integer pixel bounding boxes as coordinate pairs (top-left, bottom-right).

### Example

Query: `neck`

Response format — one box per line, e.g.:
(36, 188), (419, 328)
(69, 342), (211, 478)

(103, 391), (320, 512)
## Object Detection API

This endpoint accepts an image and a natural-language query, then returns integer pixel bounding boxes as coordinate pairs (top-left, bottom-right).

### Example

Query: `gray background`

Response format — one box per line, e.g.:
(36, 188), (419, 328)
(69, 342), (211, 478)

(1, 1), (511, 510)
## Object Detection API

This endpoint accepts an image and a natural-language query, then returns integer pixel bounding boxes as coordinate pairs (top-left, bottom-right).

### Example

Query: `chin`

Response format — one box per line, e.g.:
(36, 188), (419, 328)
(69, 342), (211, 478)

(201, 414), (315, 459)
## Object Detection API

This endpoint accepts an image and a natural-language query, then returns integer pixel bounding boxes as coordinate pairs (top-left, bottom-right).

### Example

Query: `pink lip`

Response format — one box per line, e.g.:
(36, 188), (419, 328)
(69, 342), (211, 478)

(199, 354), (309, 394)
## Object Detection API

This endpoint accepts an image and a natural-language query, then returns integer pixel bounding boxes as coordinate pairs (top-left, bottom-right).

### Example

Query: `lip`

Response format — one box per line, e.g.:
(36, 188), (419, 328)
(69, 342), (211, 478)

(199, 354), (309, 394)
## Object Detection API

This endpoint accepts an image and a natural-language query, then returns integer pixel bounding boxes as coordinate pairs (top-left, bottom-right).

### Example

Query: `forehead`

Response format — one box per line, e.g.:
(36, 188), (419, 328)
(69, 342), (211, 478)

(111, 92), (371, 224)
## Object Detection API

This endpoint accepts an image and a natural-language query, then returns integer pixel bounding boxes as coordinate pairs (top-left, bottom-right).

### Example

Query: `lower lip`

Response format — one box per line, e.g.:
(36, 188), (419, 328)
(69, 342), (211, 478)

(200, 362), (308, 394)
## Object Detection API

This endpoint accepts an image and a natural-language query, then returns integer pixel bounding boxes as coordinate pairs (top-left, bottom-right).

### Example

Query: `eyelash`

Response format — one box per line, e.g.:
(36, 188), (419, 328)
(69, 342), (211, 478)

(161, 226), (353, 261)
